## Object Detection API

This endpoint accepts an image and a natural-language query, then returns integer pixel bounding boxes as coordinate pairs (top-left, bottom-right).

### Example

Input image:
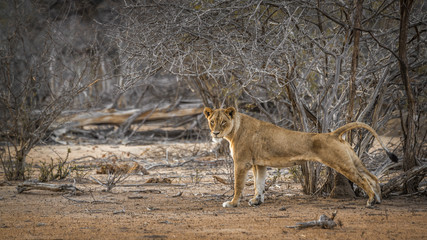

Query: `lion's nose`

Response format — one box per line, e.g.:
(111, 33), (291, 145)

(213, 131), (220, 136)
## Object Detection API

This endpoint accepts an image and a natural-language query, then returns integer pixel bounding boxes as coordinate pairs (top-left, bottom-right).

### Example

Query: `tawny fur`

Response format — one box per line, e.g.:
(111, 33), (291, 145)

(204, 107), (397, 208)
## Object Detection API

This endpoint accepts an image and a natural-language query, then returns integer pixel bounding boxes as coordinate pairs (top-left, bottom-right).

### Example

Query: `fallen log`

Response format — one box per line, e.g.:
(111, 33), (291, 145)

(58, 106), (204, 127)
(51, 106), (204, 142)
(381, 165), (427, 197)
(17, 181), (78, 194)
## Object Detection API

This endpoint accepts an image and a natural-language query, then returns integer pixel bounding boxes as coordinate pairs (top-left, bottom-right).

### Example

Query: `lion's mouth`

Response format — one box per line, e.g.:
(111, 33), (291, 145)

(211, 137), (223, 143)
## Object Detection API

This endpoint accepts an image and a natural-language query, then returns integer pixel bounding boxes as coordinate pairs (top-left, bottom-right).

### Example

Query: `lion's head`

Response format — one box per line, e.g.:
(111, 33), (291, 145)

(203, 107), (237, 142)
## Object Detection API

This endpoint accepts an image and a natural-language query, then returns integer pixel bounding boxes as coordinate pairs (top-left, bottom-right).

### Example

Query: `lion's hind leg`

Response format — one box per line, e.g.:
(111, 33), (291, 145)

(349, 150), (382, 204)
(319, 144), (379, 207)
(340, 148), (380, 207)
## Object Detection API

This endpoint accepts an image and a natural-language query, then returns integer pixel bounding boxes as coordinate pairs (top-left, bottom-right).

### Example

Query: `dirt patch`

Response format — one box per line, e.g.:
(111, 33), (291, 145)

(1, 143), (426, 239)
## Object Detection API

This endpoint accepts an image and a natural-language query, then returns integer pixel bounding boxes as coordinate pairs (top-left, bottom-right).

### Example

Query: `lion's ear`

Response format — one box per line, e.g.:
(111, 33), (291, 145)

(225, 107), (236, 119)
(203, 107), (213, 119)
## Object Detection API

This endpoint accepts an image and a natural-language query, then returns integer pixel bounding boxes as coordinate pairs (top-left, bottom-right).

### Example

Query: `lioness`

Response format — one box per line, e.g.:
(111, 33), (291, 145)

(203, 107), (398, 207)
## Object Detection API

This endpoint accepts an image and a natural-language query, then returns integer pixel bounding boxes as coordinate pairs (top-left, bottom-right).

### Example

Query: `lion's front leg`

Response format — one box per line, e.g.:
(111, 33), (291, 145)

(249, 165), (267, 206)
(223, 163), (250, 208)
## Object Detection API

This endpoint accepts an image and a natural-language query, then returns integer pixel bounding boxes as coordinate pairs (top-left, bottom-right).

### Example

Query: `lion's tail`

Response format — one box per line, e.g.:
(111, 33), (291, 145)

(332, 122), (398, 162)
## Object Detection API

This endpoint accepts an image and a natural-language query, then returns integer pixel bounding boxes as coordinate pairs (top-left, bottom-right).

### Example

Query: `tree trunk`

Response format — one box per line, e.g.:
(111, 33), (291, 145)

(346, 0), (363, 127)
(330, 172), (356, 198)
(398, 0), (418, 193)
(331, 0), (363, 199)
(15, 150), (27, 180)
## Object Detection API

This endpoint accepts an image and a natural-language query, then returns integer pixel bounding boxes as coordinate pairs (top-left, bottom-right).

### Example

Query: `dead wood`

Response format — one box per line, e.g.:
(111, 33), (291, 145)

(17, 181), (78, 194)
(374, 159), (402, 177)
(146, 159), (195, 170)
(0, 181), (12, 186)
(213, 176), (229, 185)
(130, 189), (162, 194)
(50, 105), (204, 142)
(113, 209), (126, 214)
(128, 195), (146, 199)
(172, 191), (183, 197)
(381, 165), (427, 197)
(115, 107), (149, 138)
(287, 211), (338, 229)
(57, 106), (203, 127)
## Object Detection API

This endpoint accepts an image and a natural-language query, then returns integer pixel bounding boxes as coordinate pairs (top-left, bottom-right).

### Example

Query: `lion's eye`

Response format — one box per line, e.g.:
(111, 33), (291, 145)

(210, 120), (214, 125)
(221, 121), (226, 126)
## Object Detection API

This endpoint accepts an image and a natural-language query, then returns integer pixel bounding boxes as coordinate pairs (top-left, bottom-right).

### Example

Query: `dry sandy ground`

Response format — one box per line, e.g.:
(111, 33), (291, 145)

(0, 143), (426, 239)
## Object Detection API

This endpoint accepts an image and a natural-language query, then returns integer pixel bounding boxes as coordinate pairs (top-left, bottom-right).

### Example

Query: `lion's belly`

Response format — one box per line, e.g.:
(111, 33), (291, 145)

(232, 144), (320, 168)
(251, 133), (319, 167)
(254, 157), (307, 168)
(255, 158), (302, 168)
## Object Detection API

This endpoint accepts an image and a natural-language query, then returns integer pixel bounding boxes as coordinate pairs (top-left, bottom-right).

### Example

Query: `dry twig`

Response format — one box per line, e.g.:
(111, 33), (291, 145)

(287, 211), (338, 229)
(17, 181), (79, 194)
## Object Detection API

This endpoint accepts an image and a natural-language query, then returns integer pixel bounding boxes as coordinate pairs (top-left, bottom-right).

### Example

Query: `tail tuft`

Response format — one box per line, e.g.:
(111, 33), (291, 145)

(387, 151), (399, 163)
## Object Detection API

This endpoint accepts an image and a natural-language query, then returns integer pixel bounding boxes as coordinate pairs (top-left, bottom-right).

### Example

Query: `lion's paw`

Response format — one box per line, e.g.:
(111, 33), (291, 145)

(374, 193), (382, 204)
(222, 201), (238, 208)
(366, 198), (376, 208)
(248, 195), (264, 206)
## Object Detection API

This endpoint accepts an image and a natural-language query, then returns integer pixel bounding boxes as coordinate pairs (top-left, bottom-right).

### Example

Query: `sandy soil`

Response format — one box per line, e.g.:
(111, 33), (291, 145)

(1, 143), (426, 239)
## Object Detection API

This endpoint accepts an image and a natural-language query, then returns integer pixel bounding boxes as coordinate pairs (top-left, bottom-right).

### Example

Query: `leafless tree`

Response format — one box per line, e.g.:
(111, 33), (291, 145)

(0, 1), (99, 180)
(397, 0), (421, 193)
